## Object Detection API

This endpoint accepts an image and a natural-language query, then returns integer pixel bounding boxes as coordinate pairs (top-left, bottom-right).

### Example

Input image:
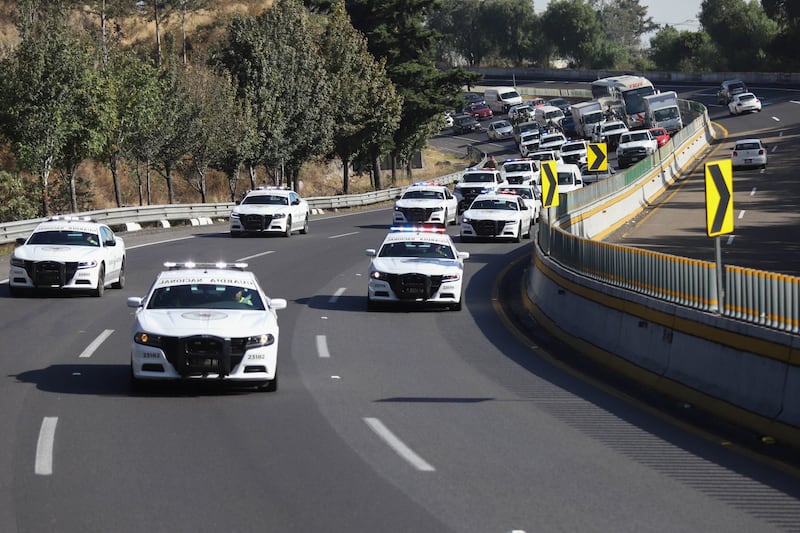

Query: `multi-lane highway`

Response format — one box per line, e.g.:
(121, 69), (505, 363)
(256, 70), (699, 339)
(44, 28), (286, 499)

(2, 201), (800, 531)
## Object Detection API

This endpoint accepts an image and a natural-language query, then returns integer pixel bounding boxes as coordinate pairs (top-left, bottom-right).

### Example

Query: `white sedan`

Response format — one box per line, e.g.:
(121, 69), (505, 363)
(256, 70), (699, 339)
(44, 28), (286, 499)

(496, 184), (542, 222)
(486, 119), (515, 141)
(393, 183), (458, 226)
(460, 192), (534, 242)
(731, 138), (767, 169)
(728, 92), (762, 115)
(127, 262), (287, 391)
(366, 227), (469, 311)
(8, 216), (126, 297)
(230, 187), (310, 237)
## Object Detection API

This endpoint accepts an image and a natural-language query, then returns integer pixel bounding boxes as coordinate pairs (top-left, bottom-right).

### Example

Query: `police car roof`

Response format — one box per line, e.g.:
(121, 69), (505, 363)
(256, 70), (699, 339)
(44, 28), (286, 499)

(383, 227), (453, 244)
(35, 217), (103, 233)
(154, 262), (258, 286)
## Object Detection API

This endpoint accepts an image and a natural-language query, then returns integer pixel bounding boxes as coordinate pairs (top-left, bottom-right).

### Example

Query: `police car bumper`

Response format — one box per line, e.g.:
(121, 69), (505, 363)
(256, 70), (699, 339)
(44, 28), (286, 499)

(367, 278), (463, 305)
(460, 220), (521, 239)
(9, 263), (103, 291)
(131, 344), (278, 382)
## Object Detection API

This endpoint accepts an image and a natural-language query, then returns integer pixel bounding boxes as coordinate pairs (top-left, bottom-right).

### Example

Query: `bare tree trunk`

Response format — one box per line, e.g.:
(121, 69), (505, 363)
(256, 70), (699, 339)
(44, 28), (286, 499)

(146, 158), (152, 205)
(110, 153), (122, 207)
(341, 157), (350, 194)
(68, 168), (78, 212)
(154, 1), (162, 67)
(372, 149), (382, 190)
(181, 3), (187, 65)
(248, 161), (257, 189)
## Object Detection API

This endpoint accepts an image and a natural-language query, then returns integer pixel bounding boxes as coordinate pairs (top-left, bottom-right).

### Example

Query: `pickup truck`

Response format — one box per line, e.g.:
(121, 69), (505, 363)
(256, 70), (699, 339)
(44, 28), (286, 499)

(615, 130), (658, 169)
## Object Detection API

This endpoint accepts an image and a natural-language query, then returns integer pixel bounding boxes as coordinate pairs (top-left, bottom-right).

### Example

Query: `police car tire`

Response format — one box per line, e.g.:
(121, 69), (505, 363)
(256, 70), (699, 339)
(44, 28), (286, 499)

(283, 217), (292, 238)
(525, 221), (532, 239)
(259, 371), (278, 392)
(112, 260), (125, 289)
(93, 266), (105, 297)
(300, 214), (309, 234)
(513, 223), (522, 243)
(451, 300), (462, 311)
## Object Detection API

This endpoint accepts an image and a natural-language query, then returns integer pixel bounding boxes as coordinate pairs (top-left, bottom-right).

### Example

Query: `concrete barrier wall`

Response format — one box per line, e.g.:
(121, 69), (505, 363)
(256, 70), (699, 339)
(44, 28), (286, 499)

(527, 252), (800, 446)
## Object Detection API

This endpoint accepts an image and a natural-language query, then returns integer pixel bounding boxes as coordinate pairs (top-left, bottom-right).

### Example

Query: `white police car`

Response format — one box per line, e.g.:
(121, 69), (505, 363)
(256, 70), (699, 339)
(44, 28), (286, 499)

(8, 216), (126, 297)
(460, 192), (534, 242)
(496, 184), (542, 222)
(365, 227), (469, 311)
(393, 182), (459, 226)
(127, 262), (287, 391)
(229, 187), (310, 237)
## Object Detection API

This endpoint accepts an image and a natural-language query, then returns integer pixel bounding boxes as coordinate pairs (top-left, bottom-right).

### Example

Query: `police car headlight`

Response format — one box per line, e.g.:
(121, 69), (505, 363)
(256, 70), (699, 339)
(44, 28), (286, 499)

(10, 256), (24, 267)
(442, 273), (460, 282)
(78, 260), (98, 269)
(394, 205), (402, 211)
(431, 206), (443, 212)
(462, 216), (472, 224)
(246, 333), (275, 348)
(230, 212), (240, 219)
(134, 332), (164, 348)
(371, 271), (389, 280)
(272, 213), (286, 219)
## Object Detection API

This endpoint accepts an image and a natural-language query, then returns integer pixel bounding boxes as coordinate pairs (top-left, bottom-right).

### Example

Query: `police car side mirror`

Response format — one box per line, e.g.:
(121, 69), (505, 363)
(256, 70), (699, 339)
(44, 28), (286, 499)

(127, 297), (143, 308)
(270, 298), (288, 311)
(365, 249), (377, 257)
(105, 240), (116, 247)
(15, 237), (26, 245)
(458, 251), (470, 260)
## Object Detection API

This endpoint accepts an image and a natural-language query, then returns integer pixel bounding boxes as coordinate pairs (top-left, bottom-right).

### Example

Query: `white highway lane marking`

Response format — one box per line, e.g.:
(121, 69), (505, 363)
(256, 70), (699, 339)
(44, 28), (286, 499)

(237, 250), (275, 261)
(35, 417), (58, 476)
(329, 287), (346, 303)
(738, 210), (746, 220)
(727, 235), (735, 245)
(771, 116), (780, 122)
(316, 335), (331, 358)
(329, 231), (359, 239)
(771, 144), (778, 153)
(127, 235), (196, 250)
(78, 329), (114, 358)
(750, 187), (757, 196)
(363, 417), (435, 472)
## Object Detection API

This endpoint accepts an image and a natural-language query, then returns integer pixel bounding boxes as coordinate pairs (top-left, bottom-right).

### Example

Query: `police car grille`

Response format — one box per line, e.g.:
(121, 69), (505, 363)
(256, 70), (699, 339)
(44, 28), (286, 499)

(474, 220), (506, 236)
(387, 273), (443, 300)
(400, 208), (434, 222)
(506, 175), (525, 184)
(242, 214), (273, 230)
(161, 335), (247, 376)
(30, 261), (79, 287)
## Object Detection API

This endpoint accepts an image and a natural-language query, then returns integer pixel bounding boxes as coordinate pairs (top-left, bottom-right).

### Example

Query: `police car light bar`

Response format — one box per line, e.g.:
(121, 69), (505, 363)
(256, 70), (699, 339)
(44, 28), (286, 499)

(390, 225), (446, 234)
(163, 261), (249, 270)
(48, 215), (96, 222)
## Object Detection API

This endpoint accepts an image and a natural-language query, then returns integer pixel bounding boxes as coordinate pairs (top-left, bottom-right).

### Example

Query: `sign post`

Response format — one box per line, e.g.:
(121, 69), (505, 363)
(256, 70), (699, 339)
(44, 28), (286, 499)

(540, 160), (559, 256)
(704, 160), (734, 314)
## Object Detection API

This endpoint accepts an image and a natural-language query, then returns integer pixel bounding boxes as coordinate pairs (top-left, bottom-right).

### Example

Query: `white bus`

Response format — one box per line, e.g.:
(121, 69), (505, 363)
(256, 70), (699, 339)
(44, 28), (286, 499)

(590, 75), (656, 129)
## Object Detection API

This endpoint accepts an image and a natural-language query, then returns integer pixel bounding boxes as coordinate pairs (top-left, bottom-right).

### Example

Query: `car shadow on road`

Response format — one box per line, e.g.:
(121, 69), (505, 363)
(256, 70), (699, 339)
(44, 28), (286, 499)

(12, 363), (259, 397)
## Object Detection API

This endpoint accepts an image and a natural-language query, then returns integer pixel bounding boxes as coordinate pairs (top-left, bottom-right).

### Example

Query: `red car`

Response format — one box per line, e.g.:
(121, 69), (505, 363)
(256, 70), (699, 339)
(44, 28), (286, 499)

(468, 102), (493, 120)
(649, 127), (670, 147)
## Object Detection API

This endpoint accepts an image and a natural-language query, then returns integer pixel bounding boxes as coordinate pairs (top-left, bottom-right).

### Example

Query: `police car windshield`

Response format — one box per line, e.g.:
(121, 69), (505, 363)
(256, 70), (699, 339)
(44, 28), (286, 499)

(243, 195), (288, 205)
(28, 230), (100, 247)
(498, 188), (533, 199)
(503, 163), (531, 172)
(462, 173), (495, 183)
(472, 199), (518, 210)
(147, 284), (265, 310)
(403, 190), (444, 200)
(379, 242), (455, 260)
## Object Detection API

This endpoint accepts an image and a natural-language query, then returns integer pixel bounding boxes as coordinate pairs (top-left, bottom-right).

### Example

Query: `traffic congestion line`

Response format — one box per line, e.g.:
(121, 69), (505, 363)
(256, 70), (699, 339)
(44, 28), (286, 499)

(315, 335), (330, 358)
(78, 329), (114, 358)
(363, 417), (435, 472)
(35, 417), (58, 476)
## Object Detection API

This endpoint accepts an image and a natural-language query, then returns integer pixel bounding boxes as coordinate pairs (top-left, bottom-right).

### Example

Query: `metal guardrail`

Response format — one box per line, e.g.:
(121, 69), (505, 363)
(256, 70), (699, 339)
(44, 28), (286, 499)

(539, 103), (800, 334)
(0, 170), (464, 245)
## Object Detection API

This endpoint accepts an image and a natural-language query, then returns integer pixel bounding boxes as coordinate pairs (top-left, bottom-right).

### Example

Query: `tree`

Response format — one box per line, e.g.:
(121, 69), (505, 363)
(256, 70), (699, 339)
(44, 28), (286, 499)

(699, 0), (778, 70)
(648, 26), (717, 72)
(541, 0), (602, 68)
(0, 2), (98, 216)
(761, 0), (800, 70)
(181, 64), (240, 203)
(0, 172), (38, 223)
(596, 0), (658, 54)
(320, 1), (401, 193)
(346, 0), (480, 182)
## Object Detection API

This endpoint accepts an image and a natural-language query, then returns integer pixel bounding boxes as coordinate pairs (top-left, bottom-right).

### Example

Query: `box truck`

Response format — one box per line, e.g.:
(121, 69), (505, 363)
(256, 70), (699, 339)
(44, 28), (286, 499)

(570, 100), (604, 139)
(643, 92), (682, 134)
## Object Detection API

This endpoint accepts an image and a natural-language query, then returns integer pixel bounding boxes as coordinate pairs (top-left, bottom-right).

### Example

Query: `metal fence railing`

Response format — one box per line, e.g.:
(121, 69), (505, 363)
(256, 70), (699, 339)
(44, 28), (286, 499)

(541, 102), (800, 334)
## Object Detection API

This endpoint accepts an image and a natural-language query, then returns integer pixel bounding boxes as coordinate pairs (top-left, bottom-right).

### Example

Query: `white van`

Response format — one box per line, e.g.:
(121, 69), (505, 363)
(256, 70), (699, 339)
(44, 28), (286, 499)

(534, 105), (565, 128)
(536, 163), (583, 194)
(484, 87), (523, 114)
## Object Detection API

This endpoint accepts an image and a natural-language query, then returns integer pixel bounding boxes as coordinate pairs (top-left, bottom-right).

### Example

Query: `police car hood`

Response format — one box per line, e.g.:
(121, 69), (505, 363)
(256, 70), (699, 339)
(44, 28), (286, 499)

(137, 309), (275, 337)
(14, 244), (104, 262)
(395, 198), (444, 209)
(233, 204), (289, 215)
(371, 257), (462, 275)
(463, 208), (521, 221)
